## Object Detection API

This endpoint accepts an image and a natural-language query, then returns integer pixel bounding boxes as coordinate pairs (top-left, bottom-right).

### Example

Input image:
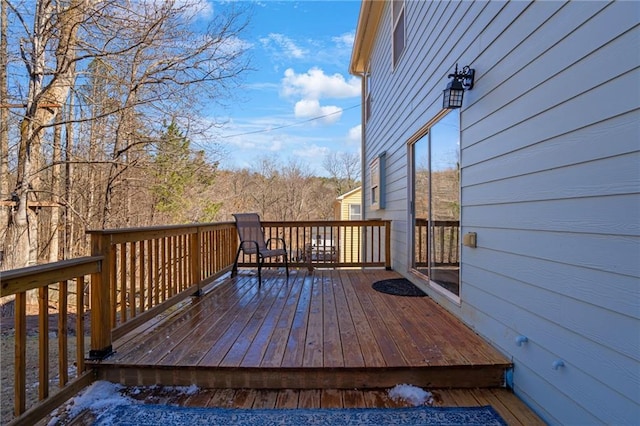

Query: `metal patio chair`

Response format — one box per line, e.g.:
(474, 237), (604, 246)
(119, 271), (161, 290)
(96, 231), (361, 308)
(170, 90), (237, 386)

(231, 213), (289, 285)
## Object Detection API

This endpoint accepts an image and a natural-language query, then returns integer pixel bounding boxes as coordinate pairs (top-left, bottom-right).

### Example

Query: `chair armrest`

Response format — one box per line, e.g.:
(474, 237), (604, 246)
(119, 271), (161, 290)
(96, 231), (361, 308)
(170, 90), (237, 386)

(266, 237), (287, 251)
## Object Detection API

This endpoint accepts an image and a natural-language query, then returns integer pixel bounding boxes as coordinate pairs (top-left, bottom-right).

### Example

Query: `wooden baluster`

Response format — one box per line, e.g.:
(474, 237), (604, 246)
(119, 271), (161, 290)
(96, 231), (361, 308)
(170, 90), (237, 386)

(191, 230), (201, 294)
(161, 237), (167, 302)
(154, 238), (160, 306)
(385, 221), (391, 270)
(147, 239), (153, 309)
(130, 241), (136, 319)
(120, 243), (127, 323)
(14, 292), (26, 416)
(139, 240), (146, 313)
(173, 235), (178, 296)
(109, 246), (117, 329)
(58, 280), (69, 386)
(39, 286), (49, 400)
(75, 276), (85, 374)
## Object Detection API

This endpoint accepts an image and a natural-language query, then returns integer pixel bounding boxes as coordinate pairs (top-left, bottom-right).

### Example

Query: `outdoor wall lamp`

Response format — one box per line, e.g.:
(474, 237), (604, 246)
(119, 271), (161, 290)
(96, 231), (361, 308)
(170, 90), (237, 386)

(442, 64), (475, 109)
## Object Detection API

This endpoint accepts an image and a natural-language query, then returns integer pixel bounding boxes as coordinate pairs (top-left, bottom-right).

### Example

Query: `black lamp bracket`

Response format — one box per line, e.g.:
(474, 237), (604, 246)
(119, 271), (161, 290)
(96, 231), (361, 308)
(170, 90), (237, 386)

(448, 64), (475, 90)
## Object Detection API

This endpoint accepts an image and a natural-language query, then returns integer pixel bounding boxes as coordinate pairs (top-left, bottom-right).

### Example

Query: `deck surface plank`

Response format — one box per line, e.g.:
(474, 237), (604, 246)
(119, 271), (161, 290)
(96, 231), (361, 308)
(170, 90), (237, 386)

(195, 276), (279, 366)
(238, 276), (294, 367)
(220, 277), (284, 367)
(321, 271), (344, 368)
(260, 272), (305, 367)
(98, 269), (512, 384)
(338, 270), (386, 367)
(302, 272), (324, 367)
(280, 273), (314, 367)
(332, 271), (365, 367)
(348, 270), (406, 366)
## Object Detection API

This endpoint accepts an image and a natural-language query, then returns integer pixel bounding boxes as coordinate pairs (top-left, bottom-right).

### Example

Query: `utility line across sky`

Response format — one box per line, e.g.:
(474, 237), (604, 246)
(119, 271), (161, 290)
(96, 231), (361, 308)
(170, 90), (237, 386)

(221, 104), (360, 138)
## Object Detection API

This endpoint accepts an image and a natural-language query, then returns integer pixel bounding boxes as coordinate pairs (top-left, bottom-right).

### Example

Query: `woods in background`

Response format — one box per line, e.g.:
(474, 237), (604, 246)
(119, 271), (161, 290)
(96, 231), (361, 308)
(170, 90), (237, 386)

(0, 1), (359, 270)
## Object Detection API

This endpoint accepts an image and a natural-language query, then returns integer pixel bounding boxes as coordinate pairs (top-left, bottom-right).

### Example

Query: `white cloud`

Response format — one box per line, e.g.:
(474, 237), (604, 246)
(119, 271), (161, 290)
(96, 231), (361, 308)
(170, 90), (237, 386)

(292, 144), (330, 159)
(260, 33), (307, 59)
(332, 31), (355, 49)
(281, 67), (360, 100)
(294, 99), (342, 124)
(347, 124), (361, 144)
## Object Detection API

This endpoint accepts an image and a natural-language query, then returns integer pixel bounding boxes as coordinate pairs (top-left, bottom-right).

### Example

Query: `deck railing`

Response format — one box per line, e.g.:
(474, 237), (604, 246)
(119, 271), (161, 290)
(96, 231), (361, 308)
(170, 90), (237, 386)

(237, 220), (391, 270)
(0, 257), (101, 425)
(1, 219), (390, 425)
(86, 222), (238, 357)
(414, 219), (460, 266)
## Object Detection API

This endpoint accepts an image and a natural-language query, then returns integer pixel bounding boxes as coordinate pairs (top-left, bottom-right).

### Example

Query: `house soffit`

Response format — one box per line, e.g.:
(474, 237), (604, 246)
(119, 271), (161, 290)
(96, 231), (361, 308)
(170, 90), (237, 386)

(349, 0), (385, 75)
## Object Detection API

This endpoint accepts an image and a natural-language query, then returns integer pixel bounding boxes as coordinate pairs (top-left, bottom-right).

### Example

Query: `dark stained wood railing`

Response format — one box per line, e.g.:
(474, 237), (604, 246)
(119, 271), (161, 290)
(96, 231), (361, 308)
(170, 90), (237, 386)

(414, 219), (460, 267)
(236, 220), (391, 271)
(0, 257), (100, 426)
(2, 219), (390, 425)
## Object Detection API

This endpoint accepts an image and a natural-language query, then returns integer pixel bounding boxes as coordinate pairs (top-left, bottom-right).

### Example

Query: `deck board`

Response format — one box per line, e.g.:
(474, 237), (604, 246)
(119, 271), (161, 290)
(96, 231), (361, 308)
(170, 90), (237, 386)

(91, 269), (511, 389)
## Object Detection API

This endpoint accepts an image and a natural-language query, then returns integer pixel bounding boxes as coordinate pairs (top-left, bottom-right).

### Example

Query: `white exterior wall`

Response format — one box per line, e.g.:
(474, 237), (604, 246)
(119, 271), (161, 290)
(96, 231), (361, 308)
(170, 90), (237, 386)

(360, 1), (639, 424)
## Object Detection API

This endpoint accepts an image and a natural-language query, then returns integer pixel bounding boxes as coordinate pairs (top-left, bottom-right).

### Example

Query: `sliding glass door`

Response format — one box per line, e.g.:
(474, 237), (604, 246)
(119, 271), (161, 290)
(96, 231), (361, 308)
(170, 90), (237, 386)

(411, 111), (460, 297)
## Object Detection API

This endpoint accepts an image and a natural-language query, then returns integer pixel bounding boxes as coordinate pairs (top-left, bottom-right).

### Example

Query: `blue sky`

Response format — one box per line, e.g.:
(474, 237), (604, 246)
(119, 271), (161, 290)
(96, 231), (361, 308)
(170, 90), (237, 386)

(200, 1), (363, 176)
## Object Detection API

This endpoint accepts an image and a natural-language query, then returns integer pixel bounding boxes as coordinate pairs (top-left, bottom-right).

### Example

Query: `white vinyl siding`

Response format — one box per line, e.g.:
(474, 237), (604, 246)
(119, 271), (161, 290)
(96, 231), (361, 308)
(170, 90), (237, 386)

(358, 0), (640, 424)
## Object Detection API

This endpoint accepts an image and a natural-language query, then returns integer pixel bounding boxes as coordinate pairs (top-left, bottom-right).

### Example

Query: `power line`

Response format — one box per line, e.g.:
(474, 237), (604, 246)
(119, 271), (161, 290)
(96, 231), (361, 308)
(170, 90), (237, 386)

(221, 104), (360, 138)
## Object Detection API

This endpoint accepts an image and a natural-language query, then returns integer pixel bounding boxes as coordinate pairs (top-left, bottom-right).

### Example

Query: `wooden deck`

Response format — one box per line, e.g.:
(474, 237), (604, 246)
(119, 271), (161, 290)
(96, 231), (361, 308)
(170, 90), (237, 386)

(89, 269), (510, 389)
(76, 268), (546, 425)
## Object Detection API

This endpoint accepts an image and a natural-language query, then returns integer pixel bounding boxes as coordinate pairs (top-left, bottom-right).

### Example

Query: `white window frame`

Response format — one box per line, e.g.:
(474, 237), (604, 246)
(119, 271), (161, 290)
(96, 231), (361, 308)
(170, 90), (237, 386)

(392, 0), (406, 68)
(349, 204), (362, 220)
(365, 63), (372, 122)
(370, 152), (386, 210)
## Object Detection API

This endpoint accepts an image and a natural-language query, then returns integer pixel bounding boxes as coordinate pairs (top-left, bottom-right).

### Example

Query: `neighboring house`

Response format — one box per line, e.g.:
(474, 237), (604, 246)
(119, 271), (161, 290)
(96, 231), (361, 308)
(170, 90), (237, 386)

(334, 186), (362, 221)
(349, 1), (639, 425)
(334, 187), (362, 263)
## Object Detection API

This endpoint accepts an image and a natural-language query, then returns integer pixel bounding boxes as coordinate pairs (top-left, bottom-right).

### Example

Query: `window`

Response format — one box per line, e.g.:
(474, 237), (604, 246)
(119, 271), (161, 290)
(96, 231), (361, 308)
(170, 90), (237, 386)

(349, 204), (362, 220)
(370, 152), (386, 210)
(365, 64), (372, 122)
(392, 0), (405, 67)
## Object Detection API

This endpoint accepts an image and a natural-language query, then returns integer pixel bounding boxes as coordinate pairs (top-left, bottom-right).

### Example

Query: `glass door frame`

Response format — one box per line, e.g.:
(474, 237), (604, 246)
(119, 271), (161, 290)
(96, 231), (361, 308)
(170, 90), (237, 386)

(408, 110), (461, 303)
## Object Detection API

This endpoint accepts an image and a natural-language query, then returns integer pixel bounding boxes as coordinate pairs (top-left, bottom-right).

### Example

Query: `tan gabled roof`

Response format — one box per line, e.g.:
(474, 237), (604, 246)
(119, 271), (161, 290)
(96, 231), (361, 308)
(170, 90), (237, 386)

(336, 186), (362, 201)
(349, 0), (385, 75)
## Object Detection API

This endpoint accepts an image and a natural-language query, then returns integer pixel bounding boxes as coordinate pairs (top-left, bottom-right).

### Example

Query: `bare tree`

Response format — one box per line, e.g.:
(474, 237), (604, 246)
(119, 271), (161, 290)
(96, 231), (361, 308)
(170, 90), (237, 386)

(7, 0), (87, 267)
(3, 0), (251, 267)
(323, 151), (361, 195)
(0, 0), (9, 265)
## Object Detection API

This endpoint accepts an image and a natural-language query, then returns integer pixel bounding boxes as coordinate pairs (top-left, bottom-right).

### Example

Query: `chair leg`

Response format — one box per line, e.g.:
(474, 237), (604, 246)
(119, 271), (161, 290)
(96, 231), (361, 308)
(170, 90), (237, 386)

(257, 255), (263, 287)
(231, 247), (242, 277)
(284, 253), (289, 277)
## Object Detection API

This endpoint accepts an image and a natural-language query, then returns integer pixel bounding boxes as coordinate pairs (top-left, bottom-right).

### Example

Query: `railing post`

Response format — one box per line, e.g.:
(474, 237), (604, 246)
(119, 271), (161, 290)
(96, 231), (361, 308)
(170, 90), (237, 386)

(89, 232), (113, 359)
(191, 229), (202, 296)
(384, 220), (392, 270)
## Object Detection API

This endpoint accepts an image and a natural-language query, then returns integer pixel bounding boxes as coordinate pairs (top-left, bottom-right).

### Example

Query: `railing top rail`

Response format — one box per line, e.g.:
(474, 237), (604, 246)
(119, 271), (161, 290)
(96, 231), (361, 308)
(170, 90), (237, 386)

(1, 256), (103, 297)
(86, 221), (235, 235)
(85, 220), (390, 244)
(415, 219), (460, 226)
(261, 219), (390, 226)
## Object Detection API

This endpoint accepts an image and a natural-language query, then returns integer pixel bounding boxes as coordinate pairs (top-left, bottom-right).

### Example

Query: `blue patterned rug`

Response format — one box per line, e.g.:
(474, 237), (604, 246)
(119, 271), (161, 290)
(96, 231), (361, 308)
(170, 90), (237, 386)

(94, 404), (508, 425)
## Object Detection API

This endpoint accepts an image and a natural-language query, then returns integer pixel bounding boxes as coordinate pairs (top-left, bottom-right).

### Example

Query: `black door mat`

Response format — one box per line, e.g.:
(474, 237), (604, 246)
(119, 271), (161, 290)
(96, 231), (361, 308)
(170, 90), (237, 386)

(372, 278), (426, 297)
